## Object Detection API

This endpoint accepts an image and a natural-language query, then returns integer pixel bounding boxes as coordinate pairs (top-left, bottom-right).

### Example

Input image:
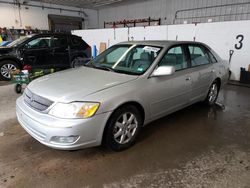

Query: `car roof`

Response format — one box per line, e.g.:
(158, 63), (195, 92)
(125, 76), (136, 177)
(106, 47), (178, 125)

(118, 40), (208, 48)
(30, 33), (78, 37)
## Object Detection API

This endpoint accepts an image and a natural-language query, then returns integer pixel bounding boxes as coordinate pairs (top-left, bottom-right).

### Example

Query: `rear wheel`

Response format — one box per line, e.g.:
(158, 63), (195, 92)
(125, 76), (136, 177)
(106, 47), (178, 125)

(0, 60), (19, 81)
(71, 56), (87, 68)
(104, 105), (143, 151)
(205, 81), (220, 106)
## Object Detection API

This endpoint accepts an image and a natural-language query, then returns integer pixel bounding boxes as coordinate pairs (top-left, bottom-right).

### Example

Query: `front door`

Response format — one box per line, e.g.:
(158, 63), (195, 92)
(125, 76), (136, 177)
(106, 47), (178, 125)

(147, 45), (192, 120)
(22, 36), (53, 68)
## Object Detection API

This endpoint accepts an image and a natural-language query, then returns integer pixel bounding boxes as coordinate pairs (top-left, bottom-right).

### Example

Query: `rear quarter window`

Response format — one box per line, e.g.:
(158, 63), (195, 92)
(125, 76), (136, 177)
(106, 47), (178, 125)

(71, 36), (88, 48)
(207, 50), (218, 63)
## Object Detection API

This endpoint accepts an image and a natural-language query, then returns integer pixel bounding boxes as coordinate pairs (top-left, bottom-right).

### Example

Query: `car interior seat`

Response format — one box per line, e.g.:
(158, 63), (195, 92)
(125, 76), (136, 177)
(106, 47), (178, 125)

(133, 52), (151, 71)
(191, 54), (209, 66)
(161, 53), (186, 70)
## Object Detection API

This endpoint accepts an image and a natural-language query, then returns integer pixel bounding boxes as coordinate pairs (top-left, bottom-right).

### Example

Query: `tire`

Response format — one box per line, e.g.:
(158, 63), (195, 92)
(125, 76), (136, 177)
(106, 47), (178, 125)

(0, 60), (19, 81)
(104, 105), (143, 151)
(15, 84), (22, 94)
(205, 81), (220, 106)
(71, 56), (87, 68)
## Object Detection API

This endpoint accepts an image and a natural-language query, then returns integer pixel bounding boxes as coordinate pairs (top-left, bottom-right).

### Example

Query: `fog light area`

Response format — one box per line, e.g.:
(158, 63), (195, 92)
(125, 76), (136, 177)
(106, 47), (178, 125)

(50, 135), (79, 144)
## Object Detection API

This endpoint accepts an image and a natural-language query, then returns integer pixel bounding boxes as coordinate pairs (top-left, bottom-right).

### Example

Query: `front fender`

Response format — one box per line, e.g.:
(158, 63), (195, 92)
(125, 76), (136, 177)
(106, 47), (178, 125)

(0, 55), (23, 67)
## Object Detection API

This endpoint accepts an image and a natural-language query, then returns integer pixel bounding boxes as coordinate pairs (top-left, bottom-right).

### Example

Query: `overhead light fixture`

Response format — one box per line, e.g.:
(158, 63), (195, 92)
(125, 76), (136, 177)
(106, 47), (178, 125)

(94, 0), (122, 7)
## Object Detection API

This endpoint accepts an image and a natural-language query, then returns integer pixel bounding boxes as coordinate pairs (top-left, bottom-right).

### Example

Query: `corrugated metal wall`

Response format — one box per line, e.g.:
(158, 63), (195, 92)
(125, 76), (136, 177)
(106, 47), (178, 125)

(99, 0), (250, 28)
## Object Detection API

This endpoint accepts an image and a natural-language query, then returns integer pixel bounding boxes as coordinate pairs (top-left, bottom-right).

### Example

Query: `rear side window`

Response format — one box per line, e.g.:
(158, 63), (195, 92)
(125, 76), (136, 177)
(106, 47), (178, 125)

(159, 46), (188, 71)
(52, 36), (68, 47)
(188, 45), (210, 67)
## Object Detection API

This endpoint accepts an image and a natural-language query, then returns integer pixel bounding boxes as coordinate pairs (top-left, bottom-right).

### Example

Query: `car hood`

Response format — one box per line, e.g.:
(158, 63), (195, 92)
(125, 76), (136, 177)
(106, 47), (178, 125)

(0, 47), (14, 55)
(28, 67), (138, 103)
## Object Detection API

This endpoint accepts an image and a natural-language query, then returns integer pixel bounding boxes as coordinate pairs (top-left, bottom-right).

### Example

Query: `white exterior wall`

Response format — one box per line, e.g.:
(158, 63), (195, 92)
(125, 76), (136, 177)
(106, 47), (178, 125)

(72, 20), (250, 81)
(0, 0), (98, 30)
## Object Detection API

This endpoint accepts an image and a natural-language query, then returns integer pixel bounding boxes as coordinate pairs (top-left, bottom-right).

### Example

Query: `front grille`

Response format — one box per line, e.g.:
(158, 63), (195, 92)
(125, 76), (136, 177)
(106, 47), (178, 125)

(24, 89), (53, 112)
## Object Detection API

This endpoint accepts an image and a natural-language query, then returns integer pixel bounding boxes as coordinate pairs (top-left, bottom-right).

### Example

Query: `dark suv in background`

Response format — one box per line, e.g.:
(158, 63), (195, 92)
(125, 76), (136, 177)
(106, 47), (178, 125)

(0, 33), (91, 80)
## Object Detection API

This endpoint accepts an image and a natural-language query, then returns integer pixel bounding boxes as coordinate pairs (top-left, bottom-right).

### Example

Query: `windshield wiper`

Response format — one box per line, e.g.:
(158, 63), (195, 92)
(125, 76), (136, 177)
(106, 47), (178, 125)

(98, 66), (114, 72)
(84, 63), (114, 72)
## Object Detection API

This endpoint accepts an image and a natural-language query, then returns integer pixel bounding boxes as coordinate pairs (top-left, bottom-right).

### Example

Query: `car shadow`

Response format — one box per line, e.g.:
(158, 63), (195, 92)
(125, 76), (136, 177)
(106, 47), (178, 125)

(137, 102), (225, 144)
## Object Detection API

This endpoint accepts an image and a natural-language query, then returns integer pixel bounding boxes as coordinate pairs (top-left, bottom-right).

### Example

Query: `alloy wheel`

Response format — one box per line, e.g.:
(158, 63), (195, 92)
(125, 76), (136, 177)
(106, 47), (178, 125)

(113, 112), (138, 144)
(208, 83), (218, 104)
(1, 63), (17, 79)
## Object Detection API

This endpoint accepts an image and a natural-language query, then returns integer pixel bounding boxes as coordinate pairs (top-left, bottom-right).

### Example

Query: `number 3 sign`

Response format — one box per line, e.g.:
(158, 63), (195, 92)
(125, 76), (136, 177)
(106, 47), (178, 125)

(235, 35), (244, 50)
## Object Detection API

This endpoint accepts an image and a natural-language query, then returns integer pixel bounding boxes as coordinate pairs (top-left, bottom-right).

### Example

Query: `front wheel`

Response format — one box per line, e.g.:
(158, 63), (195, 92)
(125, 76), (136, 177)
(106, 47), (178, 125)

(0, 60), (19, 81)
(104, 105), (143, 151)
(205, 81), (220, 106)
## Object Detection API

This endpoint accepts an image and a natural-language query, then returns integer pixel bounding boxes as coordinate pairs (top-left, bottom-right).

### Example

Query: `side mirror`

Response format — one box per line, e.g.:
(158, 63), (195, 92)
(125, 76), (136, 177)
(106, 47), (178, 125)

(151, 66), (175, 77)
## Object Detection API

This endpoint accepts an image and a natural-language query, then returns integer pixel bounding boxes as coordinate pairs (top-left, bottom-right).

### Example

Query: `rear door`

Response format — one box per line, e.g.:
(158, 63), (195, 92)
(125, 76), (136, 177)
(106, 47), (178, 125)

(50, 35), (70, 68)
(186, 44), (214, 103)
(148, 45), (192, 119)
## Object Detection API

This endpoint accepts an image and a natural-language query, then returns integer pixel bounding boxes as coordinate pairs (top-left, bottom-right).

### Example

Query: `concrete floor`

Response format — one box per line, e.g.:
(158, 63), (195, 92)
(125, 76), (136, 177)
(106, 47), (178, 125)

(0, 82), (249, 188)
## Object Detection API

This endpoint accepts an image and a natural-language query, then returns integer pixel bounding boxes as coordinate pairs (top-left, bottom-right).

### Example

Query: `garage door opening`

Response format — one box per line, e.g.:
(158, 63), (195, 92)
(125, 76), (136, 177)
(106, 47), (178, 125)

(48, 14), (84, 33)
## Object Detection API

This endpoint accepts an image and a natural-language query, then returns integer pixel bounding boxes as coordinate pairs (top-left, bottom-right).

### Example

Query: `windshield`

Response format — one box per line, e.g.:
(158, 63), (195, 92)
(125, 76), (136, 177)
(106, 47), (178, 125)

(87, 44), (162, 75)
(7, 36), (32, 47)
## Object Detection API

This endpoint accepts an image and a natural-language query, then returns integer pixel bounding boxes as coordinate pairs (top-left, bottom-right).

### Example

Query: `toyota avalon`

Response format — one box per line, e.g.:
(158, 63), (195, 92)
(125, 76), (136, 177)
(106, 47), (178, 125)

(16, 41), (229, 151)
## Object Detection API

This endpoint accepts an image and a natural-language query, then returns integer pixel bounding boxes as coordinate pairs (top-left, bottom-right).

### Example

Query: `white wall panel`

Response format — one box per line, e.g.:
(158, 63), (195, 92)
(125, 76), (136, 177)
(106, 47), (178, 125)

(110, 28), (128, 46)
(144, 26), (168, 40)
(167, 24), (196, 41)
(129, 27), (145, 41)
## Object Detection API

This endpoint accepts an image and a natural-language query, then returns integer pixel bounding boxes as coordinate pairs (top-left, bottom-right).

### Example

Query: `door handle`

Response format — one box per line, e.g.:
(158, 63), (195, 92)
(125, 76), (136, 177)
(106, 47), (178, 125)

(186, 77), (191, 81)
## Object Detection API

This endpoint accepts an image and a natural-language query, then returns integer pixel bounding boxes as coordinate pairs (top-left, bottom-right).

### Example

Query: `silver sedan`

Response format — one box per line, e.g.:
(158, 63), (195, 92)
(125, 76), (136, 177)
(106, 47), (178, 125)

(16, 41), (229, 151)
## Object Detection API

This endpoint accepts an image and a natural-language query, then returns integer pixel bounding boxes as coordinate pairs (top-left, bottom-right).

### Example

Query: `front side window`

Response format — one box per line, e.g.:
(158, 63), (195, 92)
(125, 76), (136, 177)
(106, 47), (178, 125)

(159, 46), (188, 71)
(188, 45), (210, 67)
(26, 37), (52, 49)
(87, 45), (162, 75)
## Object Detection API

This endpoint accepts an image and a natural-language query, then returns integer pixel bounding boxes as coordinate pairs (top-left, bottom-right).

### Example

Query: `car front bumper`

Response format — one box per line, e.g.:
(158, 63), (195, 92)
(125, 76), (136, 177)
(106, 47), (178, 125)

(16, 96), (112, 150)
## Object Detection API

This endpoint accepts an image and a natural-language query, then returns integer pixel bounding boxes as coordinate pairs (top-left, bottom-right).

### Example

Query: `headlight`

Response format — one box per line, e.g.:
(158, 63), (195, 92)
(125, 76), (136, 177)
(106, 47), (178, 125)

(49, 102), (100, 119)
